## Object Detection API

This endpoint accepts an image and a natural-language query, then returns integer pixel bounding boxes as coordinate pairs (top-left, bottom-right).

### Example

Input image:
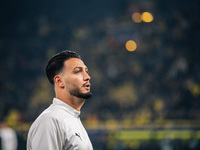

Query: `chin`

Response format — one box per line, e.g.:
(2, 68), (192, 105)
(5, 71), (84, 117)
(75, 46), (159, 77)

(70, 89), (92, 99)
(79, 92), (92, 99)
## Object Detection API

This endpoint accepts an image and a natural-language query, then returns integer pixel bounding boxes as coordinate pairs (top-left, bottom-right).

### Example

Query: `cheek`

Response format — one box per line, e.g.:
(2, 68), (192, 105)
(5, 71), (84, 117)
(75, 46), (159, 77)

(65, 77), (82, 88)
(72, 75), (83, 83)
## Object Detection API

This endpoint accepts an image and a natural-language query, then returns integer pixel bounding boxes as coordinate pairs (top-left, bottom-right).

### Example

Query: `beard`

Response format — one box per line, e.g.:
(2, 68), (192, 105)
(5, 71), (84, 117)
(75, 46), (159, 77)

(69, 88), (92, 99)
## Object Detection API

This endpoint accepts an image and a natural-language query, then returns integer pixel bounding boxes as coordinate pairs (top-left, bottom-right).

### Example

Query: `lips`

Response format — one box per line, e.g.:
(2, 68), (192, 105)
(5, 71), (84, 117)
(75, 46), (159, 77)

(83, 82), (90, 90)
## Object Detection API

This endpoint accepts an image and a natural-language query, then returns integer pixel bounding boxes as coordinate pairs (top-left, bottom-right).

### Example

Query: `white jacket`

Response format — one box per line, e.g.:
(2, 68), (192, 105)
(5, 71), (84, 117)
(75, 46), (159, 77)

(27, 98), (93, 150)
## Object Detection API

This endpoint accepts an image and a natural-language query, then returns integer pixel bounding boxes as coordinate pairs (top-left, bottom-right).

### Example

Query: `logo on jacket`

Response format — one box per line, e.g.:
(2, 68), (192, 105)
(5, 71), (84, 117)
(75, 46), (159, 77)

(75, 133), (82, 141)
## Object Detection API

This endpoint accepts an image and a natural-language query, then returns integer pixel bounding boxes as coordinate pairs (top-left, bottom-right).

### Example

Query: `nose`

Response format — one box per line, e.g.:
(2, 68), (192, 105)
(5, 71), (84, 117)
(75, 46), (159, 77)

(83, 72), (91, 81)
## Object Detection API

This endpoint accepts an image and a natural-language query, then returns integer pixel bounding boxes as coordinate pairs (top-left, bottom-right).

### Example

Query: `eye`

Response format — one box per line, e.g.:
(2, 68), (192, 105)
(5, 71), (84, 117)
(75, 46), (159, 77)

(74, 69), (80, 74)
(86, 69), (89, 74)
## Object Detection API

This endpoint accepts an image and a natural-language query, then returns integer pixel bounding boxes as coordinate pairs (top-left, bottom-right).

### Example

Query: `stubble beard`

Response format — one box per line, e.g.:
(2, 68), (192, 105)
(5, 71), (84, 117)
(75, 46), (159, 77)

(69, 88), (92, 99)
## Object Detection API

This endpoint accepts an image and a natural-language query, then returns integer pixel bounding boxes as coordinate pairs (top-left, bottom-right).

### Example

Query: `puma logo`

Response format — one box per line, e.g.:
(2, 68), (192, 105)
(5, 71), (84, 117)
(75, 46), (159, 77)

(75, 133), (82, 141)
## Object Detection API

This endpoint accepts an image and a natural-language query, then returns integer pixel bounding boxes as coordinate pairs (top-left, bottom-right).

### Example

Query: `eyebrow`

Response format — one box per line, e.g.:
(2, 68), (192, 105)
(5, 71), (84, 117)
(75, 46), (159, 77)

(73, 66), (88, 71)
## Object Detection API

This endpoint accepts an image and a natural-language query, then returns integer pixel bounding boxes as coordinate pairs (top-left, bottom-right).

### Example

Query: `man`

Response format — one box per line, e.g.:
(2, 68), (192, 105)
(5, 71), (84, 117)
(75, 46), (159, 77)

(27, 50), (93, 150)
(0, 121), (18, 150)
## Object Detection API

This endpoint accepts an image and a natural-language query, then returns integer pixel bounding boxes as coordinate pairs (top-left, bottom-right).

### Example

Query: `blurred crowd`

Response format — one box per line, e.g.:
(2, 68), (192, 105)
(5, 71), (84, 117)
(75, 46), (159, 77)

(0, 0), (200, 149)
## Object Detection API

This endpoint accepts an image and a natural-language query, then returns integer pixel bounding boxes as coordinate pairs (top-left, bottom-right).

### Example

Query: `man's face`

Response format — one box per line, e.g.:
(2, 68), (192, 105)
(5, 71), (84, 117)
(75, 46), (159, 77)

(62, 58), (92, 99)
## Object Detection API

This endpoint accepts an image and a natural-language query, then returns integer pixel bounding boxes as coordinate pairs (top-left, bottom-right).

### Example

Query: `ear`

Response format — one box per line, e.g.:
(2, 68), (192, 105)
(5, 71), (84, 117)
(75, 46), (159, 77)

(54, 75), (65, 88)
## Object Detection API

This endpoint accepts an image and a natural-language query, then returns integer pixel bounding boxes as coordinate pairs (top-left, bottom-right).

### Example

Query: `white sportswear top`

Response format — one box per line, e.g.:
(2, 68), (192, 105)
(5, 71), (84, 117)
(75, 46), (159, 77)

(27, 98), (93, 150)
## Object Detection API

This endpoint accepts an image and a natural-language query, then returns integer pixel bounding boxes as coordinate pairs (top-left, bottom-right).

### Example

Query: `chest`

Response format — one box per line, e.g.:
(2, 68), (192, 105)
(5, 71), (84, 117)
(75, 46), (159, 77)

(62, 118), (93, 150)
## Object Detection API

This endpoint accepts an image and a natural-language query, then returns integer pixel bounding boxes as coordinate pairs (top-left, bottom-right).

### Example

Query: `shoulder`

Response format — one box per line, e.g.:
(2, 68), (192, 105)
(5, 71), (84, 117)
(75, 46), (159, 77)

(29, 105), (75, 133)
(30, 108), (62, 129)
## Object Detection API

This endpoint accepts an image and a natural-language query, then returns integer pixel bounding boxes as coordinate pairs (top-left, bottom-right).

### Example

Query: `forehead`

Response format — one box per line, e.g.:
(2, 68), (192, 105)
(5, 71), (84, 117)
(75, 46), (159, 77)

(63, 58), (87, 70)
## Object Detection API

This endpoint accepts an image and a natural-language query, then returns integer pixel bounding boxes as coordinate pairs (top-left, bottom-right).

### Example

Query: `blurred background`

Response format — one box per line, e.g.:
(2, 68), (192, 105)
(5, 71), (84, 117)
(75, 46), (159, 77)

(0, 0), (200, 149)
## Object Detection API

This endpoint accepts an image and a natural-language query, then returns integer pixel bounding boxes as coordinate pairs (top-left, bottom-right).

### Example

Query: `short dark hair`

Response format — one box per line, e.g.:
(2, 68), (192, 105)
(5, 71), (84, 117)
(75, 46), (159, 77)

(46, 50), (81, 85)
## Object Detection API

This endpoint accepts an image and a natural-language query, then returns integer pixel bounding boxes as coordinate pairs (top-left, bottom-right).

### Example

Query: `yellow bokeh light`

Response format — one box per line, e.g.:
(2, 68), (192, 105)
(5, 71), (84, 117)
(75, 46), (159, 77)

(141, 12), (153, 23)
(125, 40), (137, 51)
(132, 12), (142, 23)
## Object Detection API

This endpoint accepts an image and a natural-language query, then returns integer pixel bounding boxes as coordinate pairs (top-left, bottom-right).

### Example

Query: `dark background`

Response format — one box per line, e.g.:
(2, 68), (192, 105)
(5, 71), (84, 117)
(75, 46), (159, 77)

(0, 0), (200, 149)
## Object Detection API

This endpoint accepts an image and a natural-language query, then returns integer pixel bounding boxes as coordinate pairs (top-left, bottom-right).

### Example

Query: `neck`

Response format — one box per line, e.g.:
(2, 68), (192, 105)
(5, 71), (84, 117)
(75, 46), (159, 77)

(56, 94), (85, 111)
